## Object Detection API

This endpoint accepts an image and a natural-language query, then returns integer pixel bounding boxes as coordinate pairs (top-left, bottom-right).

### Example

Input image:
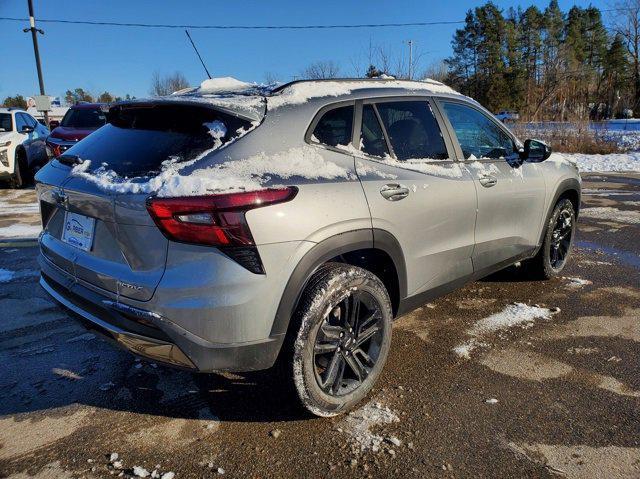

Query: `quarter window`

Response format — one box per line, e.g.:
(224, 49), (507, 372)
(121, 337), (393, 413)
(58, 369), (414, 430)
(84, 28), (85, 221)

(311, 105), (354, 147)
(442, 102), (515, 160)
(375, 101), (448, 161)
(360, 104), (389, 158)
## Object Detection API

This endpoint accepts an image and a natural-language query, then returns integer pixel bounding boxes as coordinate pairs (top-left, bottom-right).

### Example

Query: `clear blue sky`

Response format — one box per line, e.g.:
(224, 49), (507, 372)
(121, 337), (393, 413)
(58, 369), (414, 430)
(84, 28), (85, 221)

(1, 0), (609, 101)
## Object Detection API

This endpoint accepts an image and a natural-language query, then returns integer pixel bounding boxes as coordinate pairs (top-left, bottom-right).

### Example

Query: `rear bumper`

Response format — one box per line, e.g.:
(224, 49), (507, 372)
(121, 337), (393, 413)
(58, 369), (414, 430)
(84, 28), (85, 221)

(39, 259), (283, 372)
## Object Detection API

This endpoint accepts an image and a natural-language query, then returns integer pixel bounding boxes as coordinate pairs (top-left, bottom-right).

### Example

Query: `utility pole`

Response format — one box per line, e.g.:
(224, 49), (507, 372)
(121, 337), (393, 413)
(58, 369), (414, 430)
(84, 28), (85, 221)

(23, 0), (49, 125)
(407, 40), (414, 80)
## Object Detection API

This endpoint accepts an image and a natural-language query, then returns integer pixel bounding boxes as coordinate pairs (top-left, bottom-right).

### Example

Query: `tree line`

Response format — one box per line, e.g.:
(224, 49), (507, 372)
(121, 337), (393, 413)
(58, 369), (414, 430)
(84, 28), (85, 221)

(445, 0), (638, 121)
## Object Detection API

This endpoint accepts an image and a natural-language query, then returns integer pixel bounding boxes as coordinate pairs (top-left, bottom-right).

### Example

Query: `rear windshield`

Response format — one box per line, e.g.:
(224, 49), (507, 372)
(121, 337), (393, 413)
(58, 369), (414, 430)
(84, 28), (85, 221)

(0, 113), (12, 132)
(62, 103), (253, 177)
(61, 108), (107, 128)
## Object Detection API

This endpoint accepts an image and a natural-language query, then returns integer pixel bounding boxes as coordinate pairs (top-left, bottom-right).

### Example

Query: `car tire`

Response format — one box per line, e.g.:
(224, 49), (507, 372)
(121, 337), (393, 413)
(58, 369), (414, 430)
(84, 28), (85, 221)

(285, 263), (393, 417)
(523, 198), (576, 279)
(11, 150), (31, 189)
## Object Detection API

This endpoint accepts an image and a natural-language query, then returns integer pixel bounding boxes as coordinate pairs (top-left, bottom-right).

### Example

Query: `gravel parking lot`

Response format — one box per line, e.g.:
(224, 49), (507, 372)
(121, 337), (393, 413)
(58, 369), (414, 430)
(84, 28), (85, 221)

(0, 173), (638, 478)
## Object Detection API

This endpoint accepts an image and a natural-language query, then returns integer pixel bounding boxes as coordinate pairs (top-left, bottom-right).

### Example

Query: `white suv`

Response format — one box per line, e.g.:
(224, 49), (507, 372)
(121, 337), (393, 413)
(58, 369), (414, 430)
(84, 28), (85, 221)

(0, 108), (49, 188)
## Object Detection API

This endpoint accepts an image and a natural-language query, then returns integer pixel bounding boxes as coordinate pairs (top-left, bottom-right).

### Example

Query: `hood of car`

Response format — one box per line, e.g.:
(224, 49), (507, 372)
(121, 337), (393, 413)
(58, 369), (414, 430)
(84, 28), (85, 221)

(49, 126), (96, 142)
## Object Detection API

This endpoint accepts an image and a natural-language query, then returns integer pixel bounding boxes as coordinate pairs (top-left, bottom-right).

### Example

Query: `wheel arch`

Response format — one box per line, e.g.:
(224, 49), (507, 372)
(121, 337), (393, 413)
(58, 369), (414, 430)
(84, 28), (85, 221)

(536, 177), (581, 249)
(270, 228), (407, 338)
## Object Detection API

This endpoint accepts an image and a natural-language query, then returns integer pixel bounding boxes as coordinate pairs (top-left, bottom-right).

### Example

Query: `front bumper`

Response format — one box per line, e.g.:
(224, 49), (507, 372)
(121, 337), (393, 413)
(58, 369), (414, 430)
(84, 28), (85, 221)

(39, 258), (283, 372)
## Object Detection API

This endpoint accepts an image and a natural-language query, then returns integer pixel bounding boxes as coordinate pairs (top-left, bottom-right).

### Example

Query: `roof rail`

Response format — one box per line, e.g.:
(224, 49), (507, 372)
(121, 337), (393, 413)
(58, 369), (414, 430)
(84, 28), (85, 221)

(270, 77), (410, 94)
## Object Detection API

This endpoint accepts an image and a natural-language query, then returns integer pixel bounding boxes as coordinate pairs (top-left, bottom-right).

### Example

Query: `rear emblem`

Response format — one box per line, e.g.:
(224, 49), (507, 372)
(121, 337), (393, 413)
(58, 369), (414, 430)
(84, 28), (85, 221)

(117, 281), (143, 292)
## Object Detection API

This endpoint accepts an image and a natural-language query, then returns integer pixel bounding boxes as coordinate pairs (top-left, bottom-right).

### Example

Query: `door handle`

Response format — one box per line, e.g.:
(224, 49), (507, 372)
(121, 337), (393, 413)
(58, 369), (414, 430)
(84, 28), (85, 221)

(380, 184), (410, 201)
(479, 175), (498, 188)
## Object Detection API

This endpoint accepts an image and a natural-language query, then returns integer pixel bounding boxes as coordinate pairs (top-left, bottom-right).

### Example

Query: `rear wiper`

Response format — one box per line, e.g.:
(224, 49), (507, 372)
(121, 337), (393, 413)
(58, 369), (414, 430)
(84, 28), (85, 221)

(57, 154), (83, 166)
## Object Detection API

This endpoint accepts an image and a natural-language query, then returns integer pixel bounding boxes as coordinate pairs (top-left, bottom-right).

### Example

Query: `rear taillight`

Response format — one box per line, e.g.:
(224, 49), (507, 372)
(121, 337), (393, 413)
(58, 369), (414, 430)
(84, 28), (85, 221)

(146, 187), (297, 272)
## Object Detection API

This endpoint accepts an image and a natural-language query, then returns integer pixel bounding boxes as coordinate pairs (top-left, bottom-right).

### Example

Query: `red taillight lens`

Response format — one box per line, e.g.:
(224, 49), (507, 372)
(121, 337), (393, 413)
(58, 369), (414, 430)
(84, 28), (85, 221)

(146, 187), (298, 247)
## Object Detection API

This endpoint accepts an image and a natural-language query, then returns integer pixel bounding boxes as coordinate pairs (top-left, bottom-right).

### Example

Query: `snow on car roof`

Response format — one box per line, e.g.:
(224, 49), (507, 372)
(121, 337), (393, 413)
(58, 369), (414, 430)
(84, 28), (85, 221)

(119, 77), (465, 121)
(266, 78), (464, 109)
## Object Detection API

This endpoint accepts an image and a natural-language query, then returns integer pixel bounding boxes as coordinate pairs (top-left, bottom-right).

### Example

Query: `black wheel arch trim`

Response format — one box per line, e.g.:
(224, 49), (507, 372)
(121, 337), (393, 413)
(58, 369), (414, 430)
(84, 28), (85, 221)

(269, 228), (407, 338)
(535, 177), (581, 253)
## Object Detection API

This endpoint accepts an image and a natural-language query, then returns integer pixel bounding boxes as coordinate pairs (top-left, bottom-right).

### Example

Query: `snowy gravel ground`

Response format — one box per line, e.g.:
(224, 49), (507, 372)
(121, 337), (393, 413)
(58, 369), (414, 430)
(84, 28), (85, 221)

(0, 173), (638, 478)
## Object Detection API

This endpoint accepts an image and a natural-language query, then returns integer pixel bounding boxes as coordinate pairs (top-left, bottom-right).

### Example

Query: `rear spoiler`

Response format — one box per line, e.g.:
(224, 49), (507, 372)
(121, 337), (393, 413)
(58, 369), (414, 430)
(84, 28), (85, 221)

(109, 96), (266, 123)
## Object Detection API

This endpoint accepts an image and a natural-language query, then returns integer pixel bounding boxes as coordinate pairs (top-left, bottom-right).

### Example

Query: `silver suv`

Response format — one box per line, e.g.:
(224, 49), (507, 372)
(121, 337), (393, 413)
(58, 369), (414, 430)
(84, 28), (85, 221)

(35, 79), (580, 416)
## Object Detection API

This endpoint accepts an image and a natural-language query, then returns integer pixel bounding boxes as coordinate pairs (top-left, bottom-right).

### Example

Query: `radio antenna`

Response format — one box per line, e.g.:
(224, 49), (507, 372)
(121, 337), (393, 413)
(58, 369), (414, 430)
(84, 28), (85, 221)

(185, 29), (212, 79)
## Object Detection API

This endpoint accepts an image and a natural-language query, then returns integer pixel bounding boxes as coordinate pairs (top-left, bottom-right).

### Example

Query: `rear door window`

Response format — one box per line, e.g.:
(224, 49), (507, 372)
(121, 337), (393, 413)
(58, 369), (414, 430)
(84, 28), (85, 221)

(62, 103), (253, 177)
(375, 101), (449, 161)
(311, 105), (354, 147)
(441, 102), (515, 159)
(360, 104), (389, 158)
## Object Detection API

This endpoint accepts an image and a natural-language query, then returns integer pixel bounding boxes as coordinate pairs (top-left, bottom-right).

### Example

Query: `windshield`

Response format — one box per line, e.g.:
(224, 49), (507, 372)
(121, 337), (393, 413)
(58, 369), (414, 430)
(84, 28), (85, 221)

(61, 108), (107, 128)
(62, 103), (253, 177)
(0, 113), (12, 132)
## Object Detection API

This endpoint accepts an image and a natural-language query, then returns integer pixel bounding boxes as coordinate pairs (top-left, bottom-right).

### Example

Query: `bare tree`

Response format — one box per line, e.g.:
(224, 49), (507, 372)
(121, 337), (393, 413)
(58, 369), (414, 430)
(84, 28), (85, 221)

(421, 60), (449, 83)
(263, 72), (280, 85)
(611, 0), (640, 109)
(150, 71), (190, 96)
(300, 61), (340, 79)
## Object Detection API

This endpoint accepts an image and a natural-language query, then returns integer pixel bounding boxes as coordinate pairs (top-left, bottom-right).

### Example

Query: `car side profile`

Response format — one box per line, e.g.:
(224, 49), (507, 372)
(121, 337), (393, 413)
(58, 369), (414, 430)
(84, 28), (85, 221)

(0, 107), (50, 188)
(35, 78), (580, 416)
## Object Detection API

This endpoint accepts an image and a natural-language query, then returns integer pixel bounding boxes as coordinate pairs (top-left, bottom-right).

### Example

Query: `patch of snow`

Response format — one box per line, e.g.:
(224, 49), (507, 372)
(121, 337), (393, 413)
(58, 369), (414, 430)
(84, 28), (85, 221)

(199, 77), (255, 93)
(0, 223), (41, 239)
(341, 401), (400, 453)
(203, 120), (227, 149)
(580, 207), (640, 224)
(268, 79), (461, 109)
(133, 466), (150, 478)
(109, 453), (119, 462)
(355, 160), (398, 179)
(484, 398), (499, 404)
(160, 473), (175, 479)
(0, 268), (15, 282)
(454, 303), (558, 359)
(380, 158), (464, 178)
(564, 277), (592, 288)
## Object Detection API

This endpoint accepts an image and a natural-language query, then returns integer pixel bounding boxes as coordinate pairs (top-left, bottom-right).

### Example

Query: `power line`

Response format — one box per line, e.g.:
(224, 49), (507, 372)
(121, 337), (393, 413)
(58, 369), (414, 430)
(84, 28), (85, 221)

(1, 5), (637, 32)
(0, 16), (465, 30)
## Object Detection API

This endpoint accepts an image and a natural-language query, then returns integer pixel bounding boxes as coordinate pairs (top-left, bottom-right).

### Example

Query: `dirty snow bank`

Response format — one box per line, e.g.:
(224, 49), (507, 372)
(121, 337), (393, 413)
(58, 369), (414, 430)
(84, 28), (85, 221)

(268, 78), (461, 109)
(454, 303), (559, 359)
(341, 401), (400, 453)
(71, 146), (349, 197)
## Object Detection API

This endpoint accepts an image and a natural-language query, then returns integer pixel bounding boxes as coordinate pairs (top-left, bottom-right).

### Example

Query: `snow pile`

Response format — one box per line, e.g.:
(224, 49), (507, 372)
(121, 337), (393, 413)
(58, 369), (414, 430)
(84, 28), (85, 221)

(559, 152), (640, 172)
(580, 206), (640, 224)
(71, 146), (349, 197)
(341, 401), (400, 453)
(454, 303), (558, 359)
(199, 77), (255, 93)
(268, 79), (461, 109)
(203, 120), (227, 148)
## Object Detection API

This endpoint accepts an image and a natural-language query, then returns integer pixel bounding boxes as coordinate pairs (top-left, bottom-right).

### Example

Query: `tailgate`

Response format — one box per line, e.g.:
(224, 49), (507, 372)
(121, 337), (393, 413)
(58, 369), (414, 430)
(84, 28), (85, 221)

(38, 166), (167, 301)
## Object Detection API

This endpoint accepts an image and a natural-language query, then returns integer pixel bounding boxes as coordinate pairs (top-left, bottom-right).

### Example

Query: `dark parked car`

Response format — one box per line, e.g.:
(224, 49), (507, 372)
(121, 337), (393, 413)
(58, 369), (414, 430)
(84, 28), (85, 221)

(45, 103), (108, 158)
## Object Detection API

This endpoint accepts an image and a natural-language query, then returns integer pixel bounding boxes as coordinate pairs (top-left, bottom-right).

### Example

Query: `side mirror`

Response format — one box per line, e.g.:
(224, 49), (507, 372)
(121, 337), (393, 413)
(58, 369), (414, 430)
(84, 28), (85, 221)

(20, 125), (35, 134)
(49, 120), (60, 129)
(522, 139), (551, 162)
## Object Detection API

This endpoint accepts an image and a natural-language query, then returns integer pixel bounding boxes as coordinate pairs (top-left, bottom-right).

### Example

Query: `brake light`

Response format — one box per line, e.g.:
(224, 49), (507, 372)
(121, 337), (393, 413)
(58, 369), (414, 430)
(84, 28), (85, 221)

(146, 187), (298, 247)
